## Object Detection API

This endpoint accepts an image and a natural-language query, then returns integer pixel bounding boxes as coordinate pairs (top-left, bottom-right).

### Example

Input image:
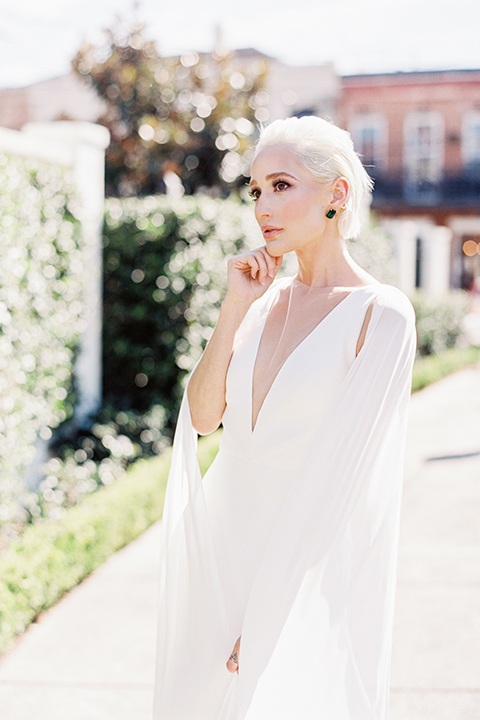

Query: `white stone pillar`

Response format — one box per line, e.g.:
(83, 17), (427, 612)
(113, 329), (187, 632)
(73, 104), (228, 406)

(24, 122), (110, 423)
(421, 225), (452, 295)
(382, 219), (418, 294)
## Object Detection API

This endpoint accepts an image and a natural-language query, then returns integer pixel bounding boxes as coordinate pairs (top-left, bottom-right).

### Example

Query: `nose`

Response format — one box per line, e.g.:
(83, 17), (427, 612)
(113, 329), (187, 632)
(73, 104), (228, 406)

(255, 194), (272, 218)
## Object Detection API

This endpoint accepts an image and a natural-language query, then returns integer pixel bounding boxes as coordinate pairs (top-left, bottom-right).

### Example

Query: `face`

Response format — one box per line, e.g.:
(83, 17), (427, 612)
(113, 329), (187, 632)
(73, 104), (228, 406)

(249, 145), (332, 257)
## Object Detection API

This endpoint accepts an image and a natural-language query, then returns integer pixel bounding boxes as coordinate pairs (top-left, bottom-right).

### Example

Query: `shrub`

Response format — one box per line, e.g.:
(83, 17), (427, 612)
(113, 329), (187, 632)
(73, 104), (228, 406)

(0, 431), (220, 658)
(411, 290), (470, 356)
(0, 151), (83, 546)
(103, 193), (258, 421)
(37, 404), (169, 520)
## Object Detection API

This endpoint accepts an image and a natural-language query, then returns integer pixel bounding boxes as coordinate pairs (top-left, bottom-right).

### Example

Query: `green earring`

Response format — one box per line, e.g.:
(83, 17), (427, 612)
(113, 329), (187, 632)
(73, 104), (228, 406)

(326, 208), (337, 219)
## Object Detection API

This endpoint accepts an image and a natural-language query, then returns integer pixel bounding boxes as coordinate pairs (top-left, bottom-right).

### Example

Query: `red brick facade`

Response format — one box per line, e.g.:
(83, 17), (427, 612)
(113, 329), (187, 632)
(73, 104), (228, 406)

(338, 69), (480, 217)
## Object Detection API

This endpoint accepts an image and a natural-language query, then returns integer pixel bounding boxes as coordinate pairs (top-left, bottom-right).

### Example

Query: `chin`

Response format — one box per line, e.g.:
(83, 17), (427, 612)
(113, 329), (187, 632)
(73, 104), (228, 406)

(265, 243), (284, 258)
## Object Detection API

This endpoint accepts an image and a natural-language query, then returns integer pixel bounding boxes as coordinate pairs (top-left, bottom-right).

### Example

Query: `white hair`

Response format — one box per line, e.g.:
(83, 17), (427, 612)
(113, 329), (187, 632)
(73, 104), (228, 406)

(252, 115), (373, 240)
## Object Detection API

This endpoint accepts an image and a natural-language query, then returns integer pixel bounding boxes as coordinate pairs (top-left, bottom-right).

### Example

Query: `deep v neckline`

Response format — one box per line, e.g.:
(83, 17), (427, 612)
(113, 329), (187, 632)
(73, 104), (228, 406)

(250, 282), (378, 434)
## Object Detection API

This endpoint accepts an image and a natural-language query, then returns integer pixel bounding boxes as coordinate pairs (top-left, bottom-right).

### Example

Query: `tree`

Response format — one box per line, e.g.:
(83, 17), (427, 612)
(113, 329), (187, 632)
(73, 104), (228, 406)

(72, 20), (268, 196)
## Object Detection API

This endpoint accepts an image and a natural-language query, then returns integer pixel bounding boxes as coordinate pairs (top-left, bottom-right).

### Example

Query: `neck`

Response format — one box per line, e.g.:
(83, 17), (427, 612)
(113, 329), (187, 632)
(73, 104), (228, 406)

(295, 232), (358, 289)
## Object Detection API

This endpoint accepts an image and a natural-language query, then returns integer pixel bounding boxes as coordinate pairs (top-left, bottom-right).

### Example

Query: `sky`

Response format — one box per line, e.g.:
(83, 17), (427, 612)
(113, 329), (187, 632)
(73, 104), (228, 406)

(1, 0), (480, 89)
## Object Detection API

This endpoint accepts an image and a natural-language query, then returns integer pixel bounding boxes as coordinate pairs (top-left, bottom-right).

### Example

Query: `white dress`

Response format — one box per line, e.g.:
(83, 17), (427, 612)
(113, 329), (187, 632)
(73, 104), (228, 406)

(153, 277), (417, 719)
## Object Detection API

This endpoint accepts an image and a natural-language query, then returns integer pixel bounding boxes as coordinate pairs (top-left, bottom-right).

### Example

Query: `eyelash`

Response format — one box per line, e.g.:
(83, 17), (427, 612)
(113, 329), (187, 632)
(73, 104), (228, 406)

(248, 180), (291, 201)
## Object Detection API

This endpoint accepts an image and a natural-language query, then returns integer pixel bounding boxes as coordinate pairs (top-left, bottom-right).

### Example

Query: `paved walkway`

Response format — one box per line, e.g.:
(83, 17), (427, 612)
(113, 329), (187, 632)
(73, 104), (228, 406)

(390, 364), (480, 720)
(1, 365), (479, 719)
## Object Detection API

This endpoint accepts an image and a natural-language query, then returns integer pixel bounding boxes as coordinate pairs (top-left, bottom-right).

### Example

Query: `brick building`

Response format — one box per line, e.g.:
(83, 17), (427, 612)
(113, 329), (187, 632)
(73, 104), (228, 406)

(338, 69), (480, 292)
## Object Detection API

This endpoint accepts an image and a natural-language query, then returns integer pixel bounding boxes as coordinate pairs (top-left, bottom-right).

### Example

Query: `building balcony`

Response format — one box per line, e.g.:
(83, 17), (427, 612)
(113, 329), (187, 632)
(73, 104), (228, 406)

(370, 170), (480, 210)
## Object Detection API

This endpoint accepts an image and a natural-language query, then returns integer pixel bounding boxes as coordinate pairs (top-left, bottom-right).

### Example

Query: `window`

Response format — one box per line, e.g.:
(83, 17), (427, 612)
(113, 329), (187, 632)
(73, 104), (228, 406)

(462, 111), (480, 179)
(349, 113), (387, 174)
(404, 112), (444, 202)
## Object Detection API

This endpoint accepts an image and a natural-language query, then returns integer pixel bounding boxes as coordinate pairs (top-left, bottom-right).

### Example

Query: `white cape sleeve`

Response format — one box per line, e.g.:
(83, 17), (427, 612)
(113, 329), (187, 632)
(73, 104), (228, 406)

(153, 386), (235, 717)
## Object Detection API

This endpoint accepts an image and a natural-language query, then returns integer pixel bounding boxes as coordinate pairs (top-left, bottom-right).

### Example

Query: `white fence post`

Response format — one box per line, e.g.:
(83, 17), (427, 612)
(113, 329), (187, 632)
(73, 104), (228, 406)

(22, 121), (110, 423)
(420, 225), (452, 295)
(382, 219), (418, 294)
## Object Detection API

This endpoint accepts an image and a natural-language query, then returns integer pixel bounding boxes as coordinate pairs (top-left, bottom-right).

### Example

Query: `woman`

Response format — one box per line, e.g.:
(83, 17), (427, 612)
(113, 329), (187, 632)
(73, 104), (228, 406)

(153, 116), (417, 719)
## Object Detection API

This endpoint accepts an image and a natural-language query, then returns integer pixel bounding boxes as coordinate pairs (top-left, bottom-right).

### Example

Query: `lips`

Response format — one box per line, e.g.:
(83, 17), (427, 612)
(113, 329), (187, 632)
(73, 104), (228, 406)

(261, 226), (283, 239)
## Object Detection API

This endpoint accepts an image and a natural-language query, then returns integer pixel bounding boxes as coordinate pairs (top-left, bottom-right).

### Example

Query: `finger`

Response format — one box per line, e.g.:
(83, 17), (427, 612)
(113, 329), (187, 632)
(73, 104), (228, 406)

(232, 255), (260, 279)
(226, 651), (239, 673)
(226, 636), (241, 673)
(257, 247), (281, 281)
(263, 250), (283, 278)
(254, 251), (270, 284)
(271, 253), (283, 276)
(253, 246), (276, 278)
(247, 255), (260, 280)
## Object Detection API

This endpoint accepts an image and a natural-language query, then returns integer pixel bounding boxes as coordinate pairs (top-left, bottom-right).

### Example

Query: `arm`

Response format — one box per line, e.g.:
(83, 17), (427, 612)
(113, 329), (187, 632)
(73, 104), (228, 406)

(187, 247), (282, 435)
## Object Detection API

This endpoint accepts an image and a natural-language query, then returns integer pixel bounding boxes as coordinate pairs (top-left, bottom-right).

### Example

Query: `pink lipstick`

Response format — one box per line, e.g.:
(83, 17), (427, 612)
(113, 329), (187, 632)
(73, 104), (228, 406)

(262, 226), (283, 239)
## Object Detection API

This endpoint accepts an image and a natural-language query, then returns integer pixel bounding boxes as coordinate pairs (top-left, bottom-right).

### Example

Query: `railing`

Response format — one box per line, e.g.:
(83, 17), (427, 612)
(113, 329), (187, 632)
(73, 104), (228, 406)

(370, 171), (480, 209)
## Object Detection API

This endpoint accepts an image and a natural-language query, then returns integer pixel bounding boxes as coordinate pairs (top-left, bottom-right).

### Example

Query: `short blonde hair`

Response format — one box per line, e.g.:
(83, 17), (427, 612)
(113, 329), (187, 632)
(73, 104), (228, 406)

(252, 116), (373, 240)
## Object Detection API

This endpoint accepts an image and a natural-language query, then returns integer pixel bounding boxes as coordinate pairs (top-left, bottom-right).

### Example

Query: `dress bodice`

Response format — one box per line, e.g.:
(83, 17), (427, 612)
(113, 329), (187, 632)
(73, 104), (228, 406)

(219, 279), (382, 473)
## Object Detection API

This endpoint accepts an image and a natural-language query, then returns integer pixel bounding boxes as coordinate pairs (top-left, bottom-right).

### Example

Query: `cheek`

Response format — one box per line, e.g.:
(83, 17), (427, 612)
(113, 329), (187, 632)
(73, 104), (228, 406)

(286, 196), (324, 227)
(281, 197), (306, 223)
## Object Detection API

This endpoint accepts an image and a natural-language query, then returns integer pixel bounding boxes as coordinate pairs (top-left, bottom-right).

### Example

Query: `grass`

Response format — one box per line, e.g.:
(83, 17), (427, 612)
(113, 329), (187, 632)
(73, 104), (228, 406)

(412, 345), (480, 392)
(0, 431), (220, 658)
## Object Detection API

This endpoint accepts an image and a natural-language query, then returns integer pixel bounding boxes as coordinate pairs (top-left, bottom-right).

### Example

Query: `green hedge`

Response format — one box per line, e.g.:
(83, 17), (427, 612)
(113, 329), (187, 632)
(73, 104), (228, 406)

(103, 194), (257, 421)
(0, 431), (220, 658)
(0, 152), (84, 547)
(411, 345), (480, 391)
(411, 289), (470, 357)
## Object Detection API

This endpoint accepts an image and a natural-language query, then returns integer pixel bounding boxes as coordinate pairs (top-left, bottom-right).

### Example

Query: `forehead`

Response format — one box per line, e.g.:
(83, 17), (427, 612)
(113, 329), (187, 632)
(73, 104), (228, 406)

(250, 145), (306, 183)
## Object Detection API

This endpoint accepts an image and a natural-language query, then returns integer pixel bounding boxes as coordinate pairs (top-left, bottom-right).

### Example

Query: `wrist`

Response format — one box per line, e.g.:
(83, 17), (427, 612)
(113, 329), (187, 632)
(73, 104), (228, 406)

(222, 293), (253, 310)
(220, 295), (253, 322)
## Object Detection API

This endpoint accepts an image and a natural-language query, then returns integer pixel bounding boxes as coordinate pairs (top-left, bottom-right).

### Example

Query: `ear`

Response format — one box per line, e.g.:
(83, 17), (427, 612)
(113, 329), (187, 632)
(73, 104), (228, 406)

(330, 177), (349, 208)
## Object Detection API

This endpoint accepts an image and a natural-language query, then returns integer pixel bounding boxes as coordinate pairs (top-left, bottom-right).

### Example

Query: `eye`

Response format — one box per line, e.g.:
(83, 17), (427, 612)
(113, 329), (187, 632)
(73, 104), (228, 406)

(248, 187), (260, 201)
(273, 180), (291, 192)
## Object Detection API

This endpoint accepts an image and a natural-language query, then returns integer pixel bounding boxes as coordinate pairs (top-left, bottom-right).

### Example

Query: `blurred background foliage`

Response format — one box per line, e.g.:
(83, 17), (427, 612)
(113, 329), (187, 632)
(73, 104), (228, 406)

(72, 20), (267, 196)
(0, 151), (84, 548)
(411, 290), (471, 356)
(102, 193), (258, 415)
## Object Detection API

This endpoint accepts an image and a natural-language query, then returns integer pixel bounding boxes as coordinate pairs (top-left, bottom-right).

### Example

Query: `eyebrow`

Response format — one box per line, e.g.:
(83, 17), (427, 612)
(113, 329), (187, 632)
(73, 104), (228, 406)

(249, 172), (297, 186)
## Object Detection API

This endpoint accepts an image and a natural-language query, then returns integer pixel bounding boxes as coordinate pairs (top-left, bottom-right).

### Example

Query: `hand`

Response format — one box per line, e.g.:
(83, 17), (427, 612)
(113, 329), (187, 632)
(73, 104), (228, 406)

(225, 247), (283, 306)
(226, 635), (241, 674)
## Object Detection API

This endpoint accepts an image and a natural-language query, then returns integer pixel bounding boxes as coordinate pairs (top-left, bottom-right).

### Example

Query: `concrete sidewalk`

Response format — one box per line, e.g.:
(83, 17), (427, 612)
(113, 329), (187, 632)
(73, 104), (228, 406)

(1, 366), (480, 719)
(390, 365), (480, 720)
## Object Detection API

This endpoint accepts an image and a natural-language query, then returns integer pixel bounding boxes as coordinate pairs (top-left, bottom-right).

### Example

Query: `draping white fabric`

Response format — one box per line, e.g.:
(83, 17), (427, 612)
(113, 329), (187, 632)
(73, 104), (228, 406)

(153, 277), (417, 719)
